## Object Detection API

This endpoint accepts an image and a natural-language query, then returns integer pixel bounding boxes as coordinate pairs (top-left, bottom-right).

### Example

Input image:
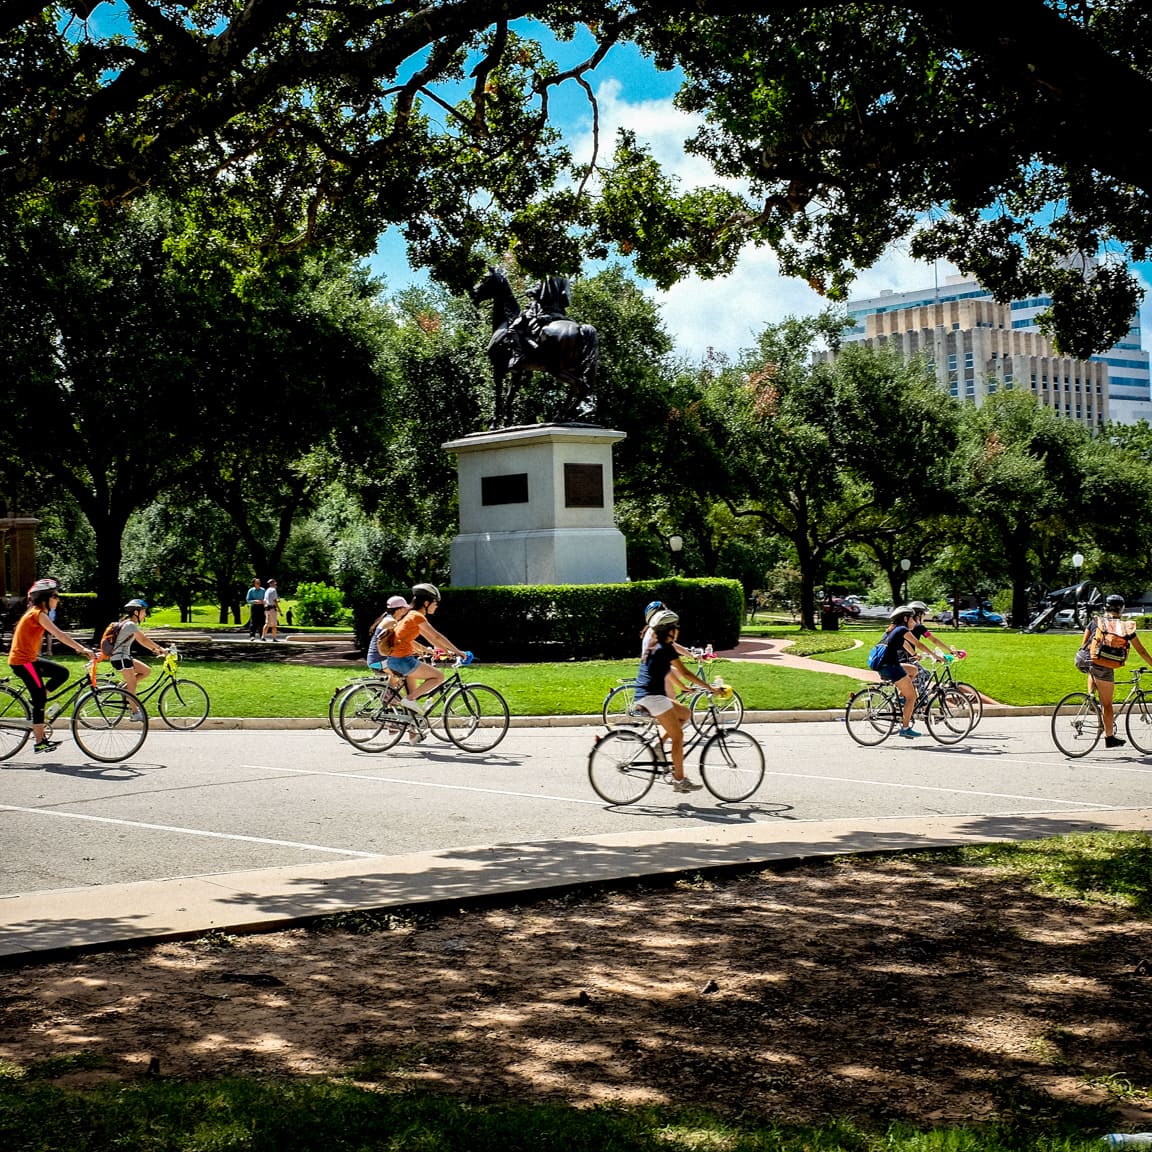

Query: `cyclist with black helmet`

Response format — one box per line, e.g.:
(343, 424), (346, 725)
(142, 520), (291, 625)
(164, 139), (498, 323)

(875, 606), (926, 738)
(104, 600), (170, 709)
(640, 599), (695, 697)
(634, 609), (716, 793)
(7, 579), (96, 754)
(386, 583), (472, 715)
(1080, 593), (1152, 749)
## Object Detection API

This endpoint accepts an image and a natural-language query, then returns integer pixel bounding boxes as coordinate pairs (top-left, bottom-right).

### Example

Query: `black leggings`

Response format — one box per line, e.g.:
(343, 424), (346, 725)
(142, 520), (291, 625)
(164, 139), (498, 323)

(11, 660), (69, 725)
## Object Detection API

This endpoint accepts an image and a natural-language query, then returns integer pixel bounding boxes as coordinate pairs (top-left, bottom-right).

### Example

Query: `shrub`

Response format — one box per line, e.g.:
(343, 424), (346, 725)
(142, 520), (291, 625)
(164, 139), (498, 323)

(294, 582), (347, 627)
(420, 578), (743, 662)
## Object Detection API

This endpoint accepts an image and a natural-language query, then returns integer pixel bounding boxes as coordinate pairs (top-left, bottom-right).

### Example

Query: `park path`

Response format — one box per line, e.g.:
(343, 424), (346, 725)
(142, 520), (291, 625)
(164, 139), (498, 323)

(715, 636), (879, 681)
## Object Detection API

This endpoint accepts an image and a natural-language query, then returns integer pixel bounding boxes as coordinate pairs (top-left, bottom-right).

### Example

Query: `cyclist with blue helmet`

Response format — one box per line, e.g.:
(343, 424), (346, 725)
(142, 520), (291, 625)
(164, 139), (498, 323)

(104, 600), (170, 716)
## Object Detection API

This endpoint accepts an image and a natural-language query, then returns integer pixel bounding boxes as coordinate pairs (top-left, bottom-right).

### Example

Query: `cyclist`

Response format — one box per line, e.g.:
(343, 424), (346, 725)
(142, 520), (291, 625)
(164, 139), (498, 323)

(105, 600), (170, 713)
(7, 579), (96, 754)
(875, 606), (923, 738)
(906, 601), (962, 702)
(367, 596), (412, 672)
(633, 609), (716, 793)
(1081, 593), (1152, 749)
(640, 599), (694, 697)
(387, 583), (471, 714)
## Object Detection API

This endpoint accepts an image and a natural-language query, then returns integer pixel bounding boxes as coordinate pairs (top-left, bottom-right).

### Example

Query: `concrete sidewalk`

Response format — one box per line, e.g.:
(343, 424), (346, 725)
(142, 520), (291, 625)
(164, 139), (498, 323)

(5, 807), (1151, 962)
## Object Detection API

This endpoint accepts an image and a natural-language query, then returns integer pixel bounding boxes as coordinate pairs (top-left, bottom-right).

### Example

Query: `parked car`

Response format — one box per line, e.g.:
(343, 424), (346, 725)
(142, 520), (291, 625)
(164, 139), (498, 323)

(958, 605), (1006, 627)
(855, 602), (895, 620)
(830, 596), (861, 618)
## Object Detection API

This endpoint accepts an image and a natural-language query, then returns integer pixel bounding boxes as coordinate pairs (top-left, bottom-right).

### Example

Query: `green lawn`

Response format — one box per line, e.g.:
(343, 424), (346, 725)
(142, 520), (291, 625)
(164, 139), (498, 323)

(811, 627), (1089, 705)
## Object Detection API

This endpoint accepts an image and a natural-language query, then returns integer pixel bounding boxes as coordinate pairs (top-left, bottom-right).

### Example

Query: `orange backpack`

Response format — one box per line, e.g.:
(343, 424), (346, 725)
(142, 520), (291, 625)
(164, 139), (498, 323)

(1089, 616), (1131, 669)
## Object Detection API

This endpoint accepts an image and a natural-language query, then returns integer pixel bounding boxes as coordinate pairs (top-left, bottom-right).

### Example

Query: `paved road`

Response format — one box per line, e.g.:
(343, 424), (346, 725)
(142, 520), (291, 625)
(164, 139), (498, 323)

(3, 715), (1150, 899)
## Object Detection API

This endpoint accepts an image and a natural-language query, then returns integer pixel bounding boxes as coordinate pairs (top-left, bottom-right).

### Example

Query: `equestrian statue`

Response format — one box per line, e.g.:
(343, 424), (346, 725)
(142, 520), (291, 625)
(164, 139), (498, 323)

(470, 266), (599, 428)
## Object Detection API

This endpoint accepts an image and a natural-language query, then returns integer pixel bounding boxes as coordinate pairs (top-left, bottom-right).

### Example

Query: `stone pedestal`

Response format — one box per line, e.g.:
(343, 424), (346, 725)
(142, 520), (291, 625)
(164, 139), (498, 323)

(0, 517), (39, 597)
(443, 424), (628, 587)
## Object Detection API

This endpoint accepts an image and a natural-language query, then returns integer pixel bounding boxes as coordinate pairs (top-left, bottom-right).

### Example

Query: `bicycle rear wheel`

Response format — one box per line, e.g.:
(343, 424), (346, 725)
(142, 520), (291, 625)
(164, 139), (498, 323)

(925, 687), (975, 745)
(329, 678), (375, 730)
(443, 684), (510, 753)
(338, 684), (405, 752)
(1125, 691), (1152, 754)
(690, 687), (744, 732)
(158, 678), (210, 730)
(844, 687), (898, 746)
(0, 684), (31, 761)
(700, 728), (765, 801)
(1051, 691), (1102, 757)
(72, 687), (148, 762)
(602, 682), (639, 728)
(587, 728), (658, 805)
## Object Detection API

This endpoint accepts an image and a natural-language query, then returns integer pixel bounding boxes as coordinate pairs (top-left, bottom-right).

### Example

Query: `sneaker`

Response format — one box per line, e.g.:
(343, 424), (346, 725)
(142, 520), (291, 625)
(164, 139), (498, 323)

(400, 697), (431, 714)
(898, 727), (922, 739)
(407, 729), (428, 745)
(33, 740), (61, 754)
(672, 778), (703, 793)
(1105, 735), (1127, 749)
(128, 711), (144, 723)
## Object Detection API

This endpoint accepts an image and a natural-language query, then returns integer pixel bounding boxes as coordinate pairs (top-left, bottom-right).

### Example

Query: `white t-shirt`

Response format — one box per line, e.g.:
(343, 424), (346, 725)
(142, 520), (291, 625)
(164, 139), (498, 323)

(111, 620), (141, 661)
(265, 587), (280, 611)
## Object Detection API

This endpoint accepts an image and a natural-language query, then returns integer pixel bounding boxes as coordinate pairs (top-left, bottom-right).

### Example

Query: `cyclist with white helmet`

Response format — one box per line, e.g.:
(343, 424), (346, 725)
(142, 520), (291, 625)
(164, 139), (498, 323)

(634, 609), (715, 793)
(1081, 593), (1152, 749)
(640, 599), (694, 696)
(105, 600), (169, 708)
(7, 579), (96, 754)
(875, 606), (925, 738)
(907, 601), (959, 660)
(386, 584), (472, 714)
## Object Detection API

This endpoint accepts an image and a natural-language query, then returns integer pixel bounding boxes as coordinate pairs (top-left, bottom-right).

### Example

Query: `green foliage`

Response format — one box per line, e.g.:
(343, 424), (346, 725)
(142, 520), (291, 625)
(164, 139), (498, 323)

(293, 582), (347, 627)
(413, 578), (743, 661)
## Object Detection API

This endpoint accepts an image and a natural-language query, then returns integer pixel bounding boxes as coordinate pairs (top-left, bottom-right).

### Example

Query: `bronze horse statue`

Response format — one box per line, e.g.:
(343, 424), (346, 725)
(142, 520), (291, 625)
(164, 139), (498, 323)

(470, 266), (599, 427)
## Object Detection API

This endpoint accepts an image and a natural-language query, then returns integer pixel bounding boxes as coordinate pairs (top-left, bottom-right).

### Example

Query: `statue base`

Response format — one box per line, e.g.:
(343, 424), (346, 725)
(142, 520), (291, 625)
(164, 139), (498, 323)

(442, 424), (628, 588)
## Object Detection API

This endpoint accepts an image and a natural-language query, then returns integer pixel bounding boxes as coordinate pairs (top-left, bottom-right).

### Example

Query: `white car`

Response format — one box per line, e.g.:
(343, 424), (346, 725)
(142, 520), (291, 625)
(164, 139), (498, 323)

(856, 603), (895, 620)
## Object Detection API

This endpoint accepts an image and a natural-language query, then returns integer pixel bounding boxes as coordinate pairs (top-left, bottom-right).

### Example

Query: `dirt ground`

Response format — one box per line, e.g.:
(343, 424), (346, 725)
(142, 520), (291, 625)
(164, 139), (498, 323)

(4, 853), (1152, 1128)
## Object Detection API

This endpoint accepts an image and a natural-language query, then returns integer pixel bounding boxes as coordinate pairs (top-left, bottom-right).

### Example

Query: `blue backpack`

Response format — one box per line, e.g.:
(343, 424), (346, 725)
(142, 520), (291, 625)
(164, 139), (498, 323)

(867, 640), (889, 672)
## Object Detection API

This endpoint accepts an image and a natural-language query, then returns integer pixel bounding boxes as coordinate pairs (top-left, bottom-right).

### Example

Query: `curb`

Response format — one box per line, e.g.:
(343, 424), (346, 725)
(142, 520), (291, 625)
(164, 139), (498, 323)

(165, 705), (1053, 731)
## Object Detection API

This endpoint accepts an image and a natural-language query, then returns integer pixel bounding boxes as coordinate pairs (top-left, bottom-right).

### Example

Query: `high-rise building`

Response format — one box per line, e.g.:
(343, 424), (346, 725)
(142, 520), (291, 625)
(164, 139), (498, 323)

(843, 273), (1152, 424)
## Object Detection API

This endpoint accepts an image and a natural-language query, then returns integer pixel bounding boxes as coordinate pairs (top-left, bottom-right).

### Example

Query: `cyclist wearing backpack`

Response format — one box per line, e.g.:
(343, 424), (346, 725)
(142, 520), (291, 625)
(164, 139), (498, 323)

(103, 600), (169, 716)
(386, 583), (472, 714)
(1080, 594), (1152, 749)
(367, 596), (412, 672)
(870, 606), (933, 738)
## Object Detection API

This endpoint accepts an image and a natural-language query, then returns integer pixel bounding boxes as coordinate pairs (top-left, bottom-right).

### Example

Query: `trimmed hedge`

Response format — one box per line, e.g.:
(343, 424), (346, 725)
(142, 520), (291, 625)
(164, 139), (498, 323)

(349, 578), (743, 662)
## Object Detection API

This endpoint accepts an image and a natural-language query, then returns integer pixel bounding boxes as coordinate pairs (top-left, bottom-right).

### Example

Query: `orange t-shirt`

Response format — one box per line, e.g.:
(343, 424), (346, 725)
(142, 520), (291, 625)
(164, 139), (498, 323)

(8, 608), (46, 666)
(390, 610), (425, 657)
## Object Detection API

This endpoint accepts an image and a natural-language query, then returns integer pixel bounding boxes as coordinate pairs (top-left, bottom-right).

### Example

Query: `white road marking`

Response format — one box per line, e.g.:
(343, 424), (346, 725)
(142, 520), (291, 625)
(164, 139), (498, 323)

(240, 763), (605, 807)
(0, 804), (377, 856)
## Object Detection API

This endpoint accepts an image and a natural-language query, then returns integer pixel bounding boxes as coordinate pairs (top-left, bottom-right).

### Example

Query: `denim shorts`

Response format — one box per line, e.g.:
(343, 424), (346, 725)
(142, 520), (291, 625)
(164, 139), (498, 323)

(1088, 662), (1116, 683)
(386, 655), (421, 676)
(878, 663), (909, 683)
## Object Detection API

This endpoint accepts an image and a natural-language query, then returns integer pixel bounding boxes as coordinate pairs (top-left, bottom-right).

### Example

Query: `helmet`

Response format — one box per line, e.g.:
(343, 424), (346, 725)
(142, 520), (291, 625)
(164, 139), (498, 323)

(888, 605), (914, 621)
(28, 578), (59, 595)
(1105, 593), (1126, 610)
(411, 582), (440, 603)
(906, 601), (929, 612)
(123, 599), (148, 612)
(648, 609), (680, 632)
(644, 600), (664, 621)
(386, 595), (408, 610)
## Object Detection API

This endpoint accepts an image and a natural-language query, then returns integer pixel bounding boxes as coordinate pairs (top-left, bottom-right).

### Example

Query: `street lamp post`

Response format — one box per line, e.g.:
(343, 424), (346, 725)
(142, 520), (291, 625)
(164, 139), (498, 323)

(669, 534), (683, 576)
(1072, 552), (1085, 627)
(900, 558), (911, 604)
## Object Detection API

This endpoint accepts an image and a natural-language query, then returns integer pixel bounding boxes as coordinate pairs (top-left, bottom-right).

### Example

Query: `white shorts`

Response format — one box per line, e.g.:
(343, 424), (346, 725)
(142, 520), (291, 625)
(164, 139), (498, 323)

(636, 694), (674, 717)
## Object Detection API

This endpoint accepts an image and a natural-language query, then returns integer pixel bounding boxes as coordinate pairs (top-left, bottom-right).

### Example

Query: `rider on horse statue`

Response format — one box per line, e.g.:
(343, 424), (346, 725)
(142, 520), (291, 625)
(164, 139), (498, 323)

(491, 276), (572, 371)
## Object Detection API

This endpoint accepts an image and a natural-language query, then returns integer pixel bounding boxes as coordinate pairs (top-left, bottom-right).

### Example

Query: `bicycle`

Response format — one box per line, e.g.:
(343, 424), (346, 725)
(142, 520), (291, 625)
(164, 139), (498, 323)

(588, 690), (765, 804)
(844, 660), (975, 747)
(922, 651), (984, 729)
(329, 652), (453, 743)
(1051, 665), (1152, 757)
(98, 646), (210, 730)
(0, 663), (148, 763)
(602, 648), (744, 732)
(338, 657), (510, 754)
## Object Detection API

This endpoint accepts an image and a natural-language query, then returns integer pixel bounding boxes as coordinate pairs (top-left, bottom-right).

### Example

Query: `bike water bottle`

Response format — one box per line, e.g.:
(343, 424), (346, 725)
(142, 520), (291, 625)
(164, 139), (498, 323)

(1102, 1135), (1152, 1146)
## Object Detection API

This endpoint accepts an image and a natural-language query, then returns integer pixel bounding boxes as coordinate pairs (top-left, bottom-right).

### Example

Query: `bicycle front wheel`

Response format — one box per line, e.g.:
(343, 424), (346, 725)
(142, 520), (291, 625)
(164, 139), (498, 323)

(72, 687), (148, 762)
(338, 684), (405, 752)
(602, 682), (639, 728)
(158, 679), (210, 730)
(443, 684), (510, 753)
(587, 728), (658, 804)
(690, 687), (744, 732)
(845, 687), (898, 747)
(0, 684), (32, 761)
(700, 728), (765, 801)
(952, 681), (985, 729)
(1125, 691), (1152, 754)
(925, 687), (975, 745)
(1051, 692), (1102, 758)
